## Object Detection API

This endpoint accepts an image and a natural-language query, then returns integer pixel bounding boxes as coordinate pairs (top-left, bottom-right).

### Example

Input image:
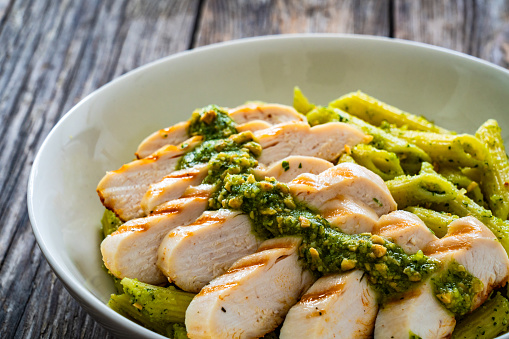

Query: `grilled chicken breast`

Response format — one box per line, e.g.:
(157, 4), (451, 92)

(373, 211), (449, 339)
(375, 216), (509, 339)
(424, 216), (509, 309)
(99, 121), (368, 221)
(157, 156), (332, 292)
(255, 155), (333, 183)
(157, 209), (261, 293)
(97, 137), (202, 221)
(320, 197), (379, 234)
(141, 164), (209, 215)
(375, 281), (455, 339)
(255, 122), (369, 165)
(280, 174), (393, 338)
(227, 103), (305, 125)
(135, 103), (304, 159)
(280, 271), (378, 339)
(135, 121), (190, 159)
(100, 190), (210, 284)
(373, 210), (437, 254)
(235, 120), (272, 133)
(290, 162), (397, 217)
(185, 237), (312, 339)
(138, 121), (367, 218)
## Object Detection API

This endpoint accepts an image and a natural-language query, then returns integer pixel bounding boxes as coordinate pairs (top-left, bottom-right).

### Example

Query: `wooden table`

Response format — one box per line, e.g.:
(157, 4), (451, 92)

(1, 0), (509, 337)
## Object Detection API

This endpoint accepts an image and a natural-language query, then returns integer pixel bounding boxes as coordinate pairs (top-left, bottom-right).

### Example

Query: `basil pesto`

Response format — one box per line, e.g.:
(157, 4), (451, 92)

(188, 105), (237, 140)
(432, 260), (483, 316)
(211, 173), (439, 298)
(176, 131), (261, 184)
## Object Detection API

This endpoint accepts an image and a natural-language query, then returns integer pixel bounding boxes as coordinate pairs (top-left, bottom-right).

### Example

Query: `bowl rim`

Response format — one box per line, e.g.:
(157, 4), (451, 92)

(26, 33), (509, 338)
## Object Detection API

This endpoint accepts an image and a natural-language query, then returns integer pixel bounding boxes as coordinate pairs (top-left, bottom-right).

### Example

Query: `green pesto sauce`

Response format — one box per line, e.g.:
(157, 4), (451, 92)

(176, 131), (261, 184)
(210, 174), (439, 298)
(188, 105), (237, 140)
(432, 260), (484, 316)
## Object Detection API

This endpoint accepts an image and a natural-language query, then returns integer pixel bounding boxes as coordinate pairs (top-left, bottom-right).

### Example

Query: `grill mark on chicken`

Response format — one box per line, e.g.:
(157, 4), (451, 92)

(218, 263), (268, 278)
(150, 197), (207, 215)
(135, 121), (190, 159)
(423, 240), (474, 256)
(198, 282), (242, 296)
(299, 281), (347, 304)
(97, 136), (202, 221)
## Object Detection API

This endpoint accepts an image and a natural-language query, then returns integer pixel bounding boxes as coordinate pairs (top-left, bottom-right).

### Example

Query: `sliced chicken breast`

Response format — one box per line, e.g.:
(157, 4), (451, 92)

(135, 121), (190, 159)
(185, 237), (312, 339)
(290, 162), (397, 217)
(319, 197), (379, 234)
(136, 103), (304, 159)
(141, 164), (209, 215)
(100, 195), (209, 284)
(280, 183), (387, 338)
(101, 122), (367, 221)
(228, 102), (305, 125)
(255, 122), (369, 165)
(157, 156), (332, 292)
(255, 155), (333, 183)
(280, 270), (378, 339)
(97, 136), (202, 221)
(375, 216), (509, 339)
(375, 281), (456, 339)
(158, 209), (262, 293)
(373, 210), (437, 254)
(424, 216), (509, 309)
(235, 120), (272, 133)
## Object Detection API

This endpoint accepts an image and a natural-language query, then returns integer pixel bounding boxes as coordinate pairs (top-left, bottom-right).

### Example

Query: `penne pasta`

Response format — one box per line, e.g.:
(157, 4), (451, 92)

(476, 119), (509, 220)
(329, 91), (452, 134)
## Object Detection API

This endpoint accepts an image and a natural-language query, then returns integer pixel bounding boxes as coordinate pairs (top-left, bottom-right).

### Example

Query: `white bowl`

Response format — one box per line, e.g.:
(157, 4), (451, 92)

(28, 34), (509, 338)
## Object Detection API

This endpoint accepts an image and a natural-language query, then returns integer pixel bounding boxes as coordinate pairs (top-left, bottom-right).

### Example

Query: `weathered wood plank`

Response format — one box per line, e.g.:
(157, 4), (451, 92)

(0, 0), (199, 337)
(194, 0), (390, 47)
(394, 0), (509, 69)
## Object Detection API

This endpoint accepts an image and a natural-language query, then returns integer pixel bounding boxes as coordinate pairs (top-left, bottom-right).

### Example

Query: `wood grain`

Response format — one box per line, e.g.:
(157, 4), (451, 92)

(0, 0), (198, 337)
(394, 0), (509, 67)
(194, 0), (390, 46)
(1, 0), (509, 338)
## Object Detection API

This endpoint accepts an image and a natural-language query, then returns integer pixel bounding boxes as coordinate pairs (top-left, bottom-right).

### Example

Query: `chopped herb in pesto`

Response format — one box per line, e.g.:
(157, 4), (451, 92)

(211, 174), (439, 298)
(188, 105), (237, 140)
(432, 260), (483, 316)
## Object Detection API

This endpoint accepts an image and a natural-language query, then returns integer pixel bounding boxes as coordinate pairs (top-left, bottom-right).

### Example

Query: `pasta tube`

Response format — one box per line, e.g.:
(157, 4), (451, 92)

(387, 165), (509, 254)
(108, 294), (174, 336)
(476, 119), (509, 220)
(293, 86), (315, 114)
(452, 293), (509, 339)
(311, 106), (431, 174)
(386, 171), (457, 208)
(439, 167), (486, 207)
(405, 206), (458, 238)
(101, 209), (123, 237)
(108, 278), (195, 336)
(329, 91), (451, 133)
(390, 129), (487, 168)
(350, 144), (405, 181)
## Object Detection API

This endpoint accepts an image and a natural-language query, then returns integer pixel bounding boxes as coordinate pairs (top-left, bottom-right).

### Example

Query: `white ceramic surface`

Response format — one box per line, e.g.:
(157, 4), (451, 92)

(28, 34), (509, 338)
